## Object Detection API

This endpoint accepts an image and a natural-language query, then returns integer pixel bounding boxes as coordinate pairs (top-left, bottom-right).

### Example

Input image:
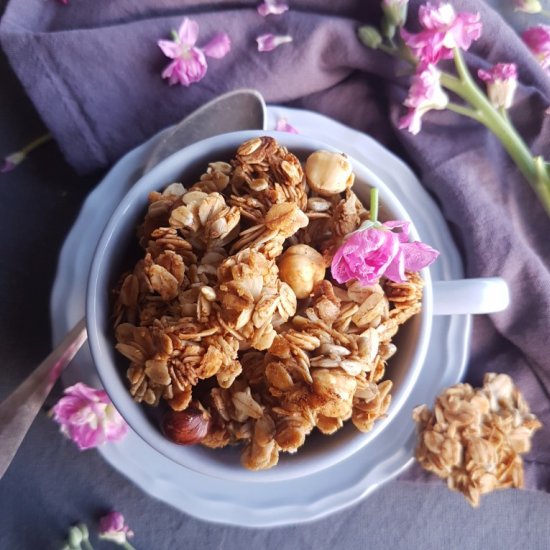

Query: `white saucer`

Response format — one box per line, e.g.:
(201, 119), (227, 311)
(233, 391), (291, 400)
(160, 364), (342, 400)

(50, 107), (470, 528)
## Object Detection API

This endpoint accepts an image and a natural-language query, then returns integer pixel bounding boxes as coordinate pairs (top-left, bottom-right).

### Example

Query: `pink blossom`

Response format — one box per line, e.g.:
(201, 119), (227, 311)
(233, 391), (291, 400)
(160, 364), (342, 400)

(522, 25), (550, 70)
(398, 64), (448, 135)
(257, 0), (289, 16)
(256, 33), (293, 52)
(401, 2), (482, 66)
(331, 220), (439, 286)
(158, 18), (231, 86)
(275, 118), (299, 133)
(50, 383), (128, 450)
(478, 63), (518, 109)
(99, 512), (134, 545)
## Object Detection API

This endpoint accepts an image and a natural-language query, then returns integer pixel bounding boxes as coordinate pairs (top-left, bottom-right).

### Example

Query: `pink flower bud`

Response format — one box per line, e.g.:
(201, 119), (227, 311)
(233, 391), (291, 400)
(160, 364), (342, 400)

(478, 63), (518, 109)
(99, 512), (134, 545)
(522, 25), (550, 70)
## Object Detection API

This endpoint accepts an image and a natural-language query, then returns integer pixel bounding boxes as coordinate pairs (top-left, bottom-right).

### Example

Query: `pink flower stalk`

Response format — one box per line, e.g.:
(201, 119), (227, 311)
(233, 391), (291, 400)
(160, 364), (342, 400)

(401, 2), (482, 66)
(331, 220), (439, 286)
(256, 33), (293, 52)
(478, 63), (518, 110)
(514, 0), (542, 14)
(257, 0), (289, 16)
(99, 512), (134, 545)
(398, 64), (449, 135)
(275, 118), (299, 133)
(522, 25), (550, 70)
(51, 383), (128, 450)
(158, 18), (231, 87)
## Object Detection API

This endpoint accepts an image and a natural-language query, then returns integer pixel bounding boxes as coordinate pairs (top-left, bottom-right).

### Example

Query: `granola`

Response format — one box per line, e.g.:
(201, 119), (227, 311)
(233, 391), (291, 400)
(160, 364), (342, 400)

(112, 136), (426, 470)
(413, 373), (542, 507)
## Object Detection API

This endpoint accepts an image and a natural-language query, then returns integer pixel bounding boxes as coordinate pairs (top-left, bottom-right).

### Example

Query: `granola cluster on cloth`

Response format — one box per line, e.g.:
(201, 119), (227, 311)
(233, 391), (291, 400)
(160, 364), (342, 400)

(112, 136), (424, 470)
(413, 373), (542, 507)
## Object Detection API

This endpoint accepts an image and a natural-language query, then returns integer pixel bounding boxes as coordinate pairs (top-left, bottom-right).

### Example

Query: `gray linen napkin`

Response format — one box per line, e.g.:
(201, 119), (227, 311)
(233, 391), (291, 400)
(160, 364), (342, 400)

(1, 0), (549, 491)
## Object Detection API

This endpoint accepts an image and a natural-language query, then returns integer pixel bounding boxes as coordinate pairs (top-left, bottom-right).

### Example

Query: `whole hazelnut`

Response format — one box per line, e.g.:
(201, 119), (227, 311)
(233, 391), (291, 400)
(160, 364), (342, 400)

(305, 150), (354, 197)
(162, 402), (211, 445)
(278, 244), (326, 299)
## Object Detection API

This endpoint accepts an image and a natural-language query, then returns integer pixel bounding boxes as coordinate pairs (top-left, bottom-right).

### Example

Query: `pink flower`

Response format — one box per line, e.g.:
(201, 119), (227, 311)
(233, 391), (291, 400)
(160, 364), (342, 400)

(522, 25), (550, 70)
(514, 0), (542, 14)
(50, 383), (128, 450)
(398, 64), (448, 135)
(99, 512), (134, 545)
(256, 33), (293, 52)
(331, 220), (439, 286)
(478, 63), (518, 109)
(158, 18), (231, 87)
(401, 2), (482, 66)
(257, 0), (289, 16)
(275, 118), (299, 133)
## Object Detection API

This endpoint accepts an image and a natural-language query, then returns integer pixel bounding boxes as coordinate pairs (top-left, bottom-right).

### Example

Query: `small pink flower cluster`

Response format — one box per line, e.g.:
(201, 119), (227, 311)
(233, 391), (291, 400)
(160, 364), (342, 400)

(51, 383), (127, 450)
(399, 2), (482, 134)
(158, 18), (231, 87)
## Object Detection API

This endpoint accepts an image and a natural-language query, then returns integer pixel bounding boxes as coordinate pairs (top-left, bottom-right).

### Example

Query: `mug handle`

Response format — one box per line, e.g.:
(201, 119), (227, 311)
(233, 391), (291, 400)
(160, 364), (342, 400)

(432, 277), (510, 316)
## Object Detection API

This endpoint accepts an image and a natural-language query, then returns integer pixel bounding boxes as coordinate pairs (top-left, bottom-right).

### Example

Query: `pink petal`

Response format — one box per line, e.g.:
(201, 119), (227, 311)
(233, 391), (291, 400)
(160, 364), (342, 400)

(383, 220), (411, 243)
(331, 228), (400, 286)
(256, 33), (293, 52)
(202, 33), (231, 59)
(257, 0), (289, 16)
(401, 241), (440, 272)
(177, 17), (199, 47)
(384, 249), (407, 282)
(158, 39), (181, 59)
(275, 118), (299, 134)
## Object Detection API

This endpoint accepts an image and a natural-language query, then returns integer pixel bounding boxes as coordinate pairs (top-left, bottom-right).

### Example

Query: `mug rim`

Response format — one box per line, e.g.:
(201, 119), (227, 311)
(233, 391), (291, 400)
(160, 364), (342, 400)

(86, 130), (433, 483)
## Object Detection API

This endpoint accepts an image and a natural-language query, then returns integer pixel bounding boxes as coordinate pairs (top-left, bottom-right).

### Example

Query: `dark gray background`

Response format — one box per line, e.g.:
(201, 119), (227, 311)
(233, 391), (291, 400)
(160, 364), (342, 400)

(2, 1), (550, 549)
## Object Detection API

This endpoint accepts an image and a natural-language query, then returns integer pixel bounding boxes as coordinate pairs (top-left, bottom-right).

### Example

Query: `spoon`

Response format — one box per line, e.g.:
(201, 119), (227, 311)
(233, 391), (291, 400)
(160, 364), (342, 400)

(0, 89), (267, 480)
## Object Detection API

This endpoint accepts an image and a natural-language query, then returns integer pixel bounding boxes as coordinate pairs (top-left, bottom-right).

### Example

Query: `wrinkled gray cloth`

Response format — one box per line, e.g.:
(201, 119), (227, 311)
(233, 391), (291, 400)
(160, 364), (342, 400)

(1, 0), (549, 492)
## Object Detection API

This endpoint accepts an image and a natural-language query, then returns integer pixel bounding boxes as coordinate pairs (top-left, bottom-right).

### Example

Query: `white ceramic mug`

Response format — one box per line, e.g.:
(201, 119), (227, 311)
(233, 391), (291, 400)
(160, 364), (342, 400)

(87, 130), (509, 483)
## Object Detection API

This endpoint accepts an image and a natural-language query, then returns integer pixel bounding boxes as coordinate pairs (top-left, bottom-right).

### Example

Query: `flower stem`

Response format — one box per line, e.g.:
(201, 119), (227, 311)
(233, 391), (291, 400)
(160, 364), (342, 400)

(441, 48), (550, 216)
(122, 542), (137, 550)
(370, 187), (379, 222)
(81, 540), (94, 550)
(446, 102), (482, 121)
(20, 132), (52, 154)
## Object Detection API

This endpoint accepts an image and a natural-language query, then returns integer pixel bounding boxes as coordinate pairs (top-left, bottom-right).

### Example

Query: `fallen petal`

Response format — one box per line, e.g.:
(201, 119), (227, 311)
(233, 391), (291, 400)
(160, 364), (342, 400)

(202, 33), (231, 59)
(256, 33), (293, 52)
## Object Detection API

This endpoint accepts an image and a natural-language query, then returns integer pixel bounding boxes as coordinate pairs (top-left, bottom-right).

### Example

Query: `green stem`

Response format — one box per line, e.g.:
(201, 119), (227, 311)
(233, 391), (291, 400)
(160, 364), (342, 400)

(446, 102), (482, 121)
(81, 540), (94, 550)
(20, 133), (52, 154)
(370, 187), (379, 223)
(441, 48), (550, 215)
(122, 542), (137, 550)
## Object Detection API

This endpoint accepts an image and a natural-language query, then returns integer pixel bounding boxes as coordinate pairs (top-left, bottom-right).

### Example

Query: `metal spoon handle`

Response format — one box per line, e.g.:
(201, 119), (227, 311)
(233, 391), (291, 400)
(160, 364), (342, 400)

(0, 318), (87, 480)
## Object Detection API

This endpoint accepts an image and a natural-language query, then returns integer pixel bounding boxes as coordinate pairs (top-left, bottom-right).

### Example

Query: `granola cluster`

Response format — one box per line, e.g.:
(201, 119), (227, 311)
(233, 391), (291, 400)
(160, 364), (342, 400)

(413, 373), (542, 506)
(113, 136), (424, 470)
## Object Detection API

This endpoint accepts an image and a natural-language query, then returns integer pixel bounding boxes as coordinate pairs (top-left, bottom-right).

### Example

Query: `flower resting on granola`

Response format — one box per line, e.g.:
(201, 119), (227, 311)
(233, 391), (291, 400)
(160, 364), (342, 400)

(112, 137), (438, 470)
